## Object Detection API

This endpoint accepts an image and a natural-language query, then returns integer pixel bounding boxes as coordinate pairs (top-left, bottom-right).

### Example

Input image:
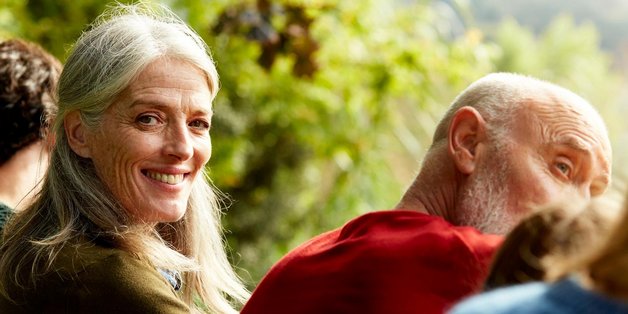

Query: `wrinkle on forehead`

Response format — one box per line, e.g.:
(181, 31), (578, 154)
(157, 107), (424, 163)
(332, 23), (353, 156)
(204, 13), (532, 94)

(523, 90), (612, 190)
(526, 91), (611, 158)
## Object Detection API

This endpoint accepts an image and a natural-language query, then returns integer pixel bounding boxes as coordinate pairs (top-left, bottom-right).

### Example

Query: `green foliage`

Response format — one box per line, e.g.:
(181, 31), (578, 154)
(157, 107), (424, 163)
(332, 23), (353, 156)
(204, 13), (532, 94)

(1, 0), (623, 287)
(0, 0), (24, 39)
(0, 0), (132, 59)
(492, 16), (623, 141)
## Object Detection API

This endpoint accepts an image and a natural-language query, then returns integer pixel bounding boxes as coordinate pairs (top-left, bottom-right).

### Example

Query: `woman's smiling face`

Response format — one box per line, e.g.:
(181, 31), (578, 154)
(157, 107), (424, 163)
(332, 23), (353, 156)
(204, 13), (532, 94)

(82, 58), (213, 223)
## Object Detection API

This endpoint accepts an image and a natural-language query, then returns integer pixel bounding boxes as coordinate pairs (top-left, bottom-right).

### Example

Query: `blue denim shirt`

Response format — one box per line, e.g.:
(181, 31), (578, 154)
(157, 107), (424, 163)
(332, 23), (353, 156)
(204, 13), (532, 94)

(451, 276), (628, 314)
(158, 268), (182, 291)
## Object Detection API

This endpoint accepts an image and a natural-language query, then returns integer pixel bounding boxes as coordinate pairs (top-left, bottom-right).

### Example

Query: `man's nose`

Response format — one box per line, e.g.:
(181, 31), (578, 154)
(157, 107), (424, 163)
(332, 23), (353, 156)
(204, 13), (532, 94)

(578, 185), (592, 200)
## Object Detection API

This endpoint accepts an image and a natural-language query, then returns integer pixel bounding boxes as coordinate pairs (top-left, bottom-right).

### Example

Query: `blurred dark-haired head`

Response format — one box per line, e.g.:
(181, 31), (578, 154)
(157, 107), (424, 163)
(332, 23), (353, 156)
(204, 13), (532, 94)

(0, 39), (62, 164)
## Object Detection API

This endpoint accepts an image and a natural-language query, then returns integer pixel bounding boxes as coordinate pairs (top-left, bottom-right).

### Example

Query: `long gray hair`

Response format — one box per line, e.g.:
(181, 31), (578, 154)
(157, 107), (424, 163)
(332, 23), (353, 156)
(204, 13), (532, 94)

(0, 3), (248, 313)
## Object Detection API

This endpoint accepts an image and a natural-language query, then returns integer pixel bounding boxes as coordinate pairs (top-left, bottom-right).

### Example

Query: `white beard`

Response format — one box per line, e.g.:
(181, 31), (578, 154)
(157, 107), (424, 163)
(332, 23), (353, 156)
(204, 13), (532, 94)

(455, 153), (516, 235)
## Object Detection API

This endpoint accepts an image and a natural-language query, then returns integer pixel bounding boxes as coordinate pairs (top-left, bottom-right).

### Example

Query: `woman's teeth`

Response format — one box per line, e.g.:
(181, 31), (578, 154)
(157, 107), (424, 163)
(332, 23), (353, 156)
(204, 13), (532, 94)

(146, 171), (184, 185)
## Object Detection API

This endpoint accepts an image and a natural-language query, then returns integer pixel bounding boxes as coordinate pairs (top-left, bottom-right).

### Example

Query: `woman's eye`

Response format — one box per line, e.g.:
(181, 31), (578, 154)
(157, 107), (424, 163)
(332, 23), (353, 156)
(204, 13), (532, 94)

(189, 119), (210, 130)
(137, 115), (159, 125)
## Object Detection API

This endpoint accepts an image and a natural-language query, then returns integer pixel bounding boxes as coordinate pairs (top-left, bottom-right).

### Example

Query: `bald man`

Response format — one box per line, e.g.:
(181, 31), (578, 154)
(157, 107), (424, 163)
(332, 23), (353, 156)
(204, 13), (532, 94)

(241, 73), (612, 314)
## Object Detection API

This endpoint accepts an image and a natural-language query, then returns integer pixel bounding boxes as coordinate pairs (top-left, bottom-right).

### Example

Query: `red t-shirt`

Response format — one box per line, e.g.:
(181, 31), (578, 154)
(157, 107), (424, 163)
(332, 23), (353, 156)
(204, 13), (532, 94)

(241, 210), (503, 314)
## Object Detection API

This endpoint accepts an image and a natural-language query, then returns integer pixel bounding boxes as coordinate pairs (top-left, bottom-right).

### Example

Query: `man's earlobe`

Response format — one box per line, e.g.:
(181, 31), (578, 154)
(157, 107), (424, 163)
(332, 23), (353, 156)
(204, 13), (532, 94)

(447, 106), (487, 174)
(64, 111), (91, 158)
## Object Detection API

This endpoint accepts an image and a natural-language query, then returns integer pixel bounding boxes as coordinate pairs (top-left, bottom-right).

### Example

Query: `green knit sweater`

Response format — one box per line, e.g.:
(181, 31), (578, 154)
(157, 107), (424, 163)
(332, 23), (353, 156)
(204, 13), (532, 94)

(0, 242), (190, 313)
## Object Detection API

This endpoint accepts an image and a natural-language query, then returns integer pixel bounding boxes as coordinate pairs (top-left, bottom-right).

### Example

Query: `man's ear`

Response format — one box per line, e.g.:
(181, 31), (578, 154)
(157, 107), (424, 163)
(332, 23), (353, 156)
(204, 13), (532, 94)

(64, 111), (92, 158)
(447, 106), (487, 174)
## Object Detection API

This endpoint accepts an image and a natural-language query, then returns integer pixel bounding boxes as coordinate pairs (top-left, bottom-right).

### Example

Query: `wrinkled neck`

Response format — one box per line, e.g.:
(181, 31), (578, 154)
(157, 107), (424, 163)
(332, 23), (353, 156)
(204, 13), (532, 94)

(395, 148), (462, 222)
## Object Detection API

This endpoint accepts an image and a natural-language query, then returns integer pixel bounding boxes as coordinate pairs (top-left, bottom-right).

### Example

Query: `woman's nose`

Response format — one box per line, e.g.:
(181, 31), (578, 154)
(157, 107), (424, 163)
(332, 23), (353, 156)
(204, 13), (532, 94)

(164, 123), (193, 161)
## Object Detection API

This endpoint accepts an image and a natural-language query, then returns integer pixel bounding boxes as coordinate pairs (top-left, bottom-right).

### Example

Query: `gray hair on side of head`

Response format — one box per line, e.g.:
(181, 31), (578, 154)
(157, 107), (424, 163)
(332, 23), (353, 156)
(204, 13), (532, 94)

(430, 72), (569, 150)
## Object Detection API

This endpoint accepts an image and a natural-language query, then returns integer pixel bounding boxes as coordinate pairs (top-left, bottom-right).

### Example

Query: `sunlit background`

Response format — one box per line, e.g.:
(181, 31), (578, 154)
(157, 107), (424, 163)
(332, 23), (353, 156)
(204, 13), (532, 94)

(3, 0), (628, 287)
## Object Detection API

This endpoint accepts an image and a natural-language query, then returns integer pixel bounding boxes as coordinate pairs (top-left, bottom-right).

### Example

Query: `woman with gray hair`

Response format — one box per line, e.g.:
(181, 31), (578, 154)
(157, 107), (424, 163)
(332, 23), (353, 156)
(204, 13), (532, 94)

(0, 3), (248, 313)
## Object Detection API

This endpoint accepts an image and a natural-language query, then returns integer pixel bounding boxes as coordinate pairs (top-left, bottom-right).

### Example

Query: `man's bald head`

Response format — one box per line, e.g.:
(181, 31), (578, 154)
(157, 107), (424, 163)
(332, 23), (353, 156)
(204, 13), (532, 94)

(402, 72), (612, 234)
(431, 73), (609, 158)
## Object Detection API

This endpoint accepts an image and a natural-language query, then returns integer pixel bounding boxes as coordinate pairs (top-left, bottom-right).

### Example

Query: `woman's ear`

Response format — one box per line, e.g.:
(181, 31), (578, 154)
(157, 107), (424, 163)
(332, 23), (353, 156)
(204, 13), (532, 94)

(447, 106), (487, 174)
(64, 111), (91, 158)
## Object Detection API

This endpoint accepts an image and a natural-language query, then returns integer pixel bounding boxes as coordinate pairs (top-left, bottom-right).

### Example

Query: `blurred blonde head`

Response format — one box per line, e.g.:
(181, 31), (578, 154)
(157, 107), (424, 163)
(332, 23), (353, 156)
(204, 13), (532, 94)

(583, 185), (628, 300)
(485, 194), (620, 289)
